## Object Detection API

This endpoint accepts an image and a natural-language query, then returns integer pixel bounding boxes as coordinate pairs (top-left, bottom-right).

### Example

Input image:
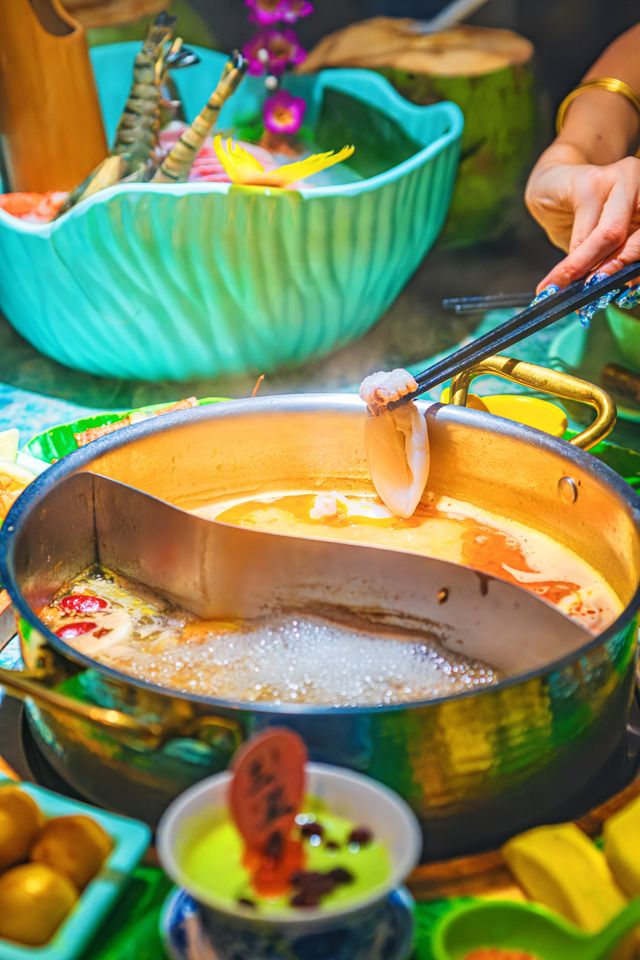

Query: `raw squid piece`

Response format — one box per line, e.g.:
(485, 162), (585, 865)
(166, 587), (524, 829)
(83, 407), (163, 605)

(364, 406), (429, 519)
(360, 369), (430, 519)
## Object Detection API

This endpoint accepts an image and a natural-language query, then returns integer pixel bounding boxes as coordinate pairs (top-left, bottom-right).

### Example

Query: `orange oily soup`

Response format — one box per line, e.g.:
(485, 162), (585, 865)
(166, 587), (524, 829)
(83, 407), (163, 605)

(197, 490), (621, 634)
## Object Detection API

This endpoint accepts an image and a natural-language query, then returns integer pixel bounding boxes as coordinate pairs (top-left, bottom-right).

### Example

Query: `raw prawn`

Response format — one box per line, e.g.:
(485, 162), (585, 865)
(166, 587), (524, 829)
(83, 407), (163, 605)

(152, 52), (247, 183)
(57, 13), (198, 215)
(158, 124), (276, 182)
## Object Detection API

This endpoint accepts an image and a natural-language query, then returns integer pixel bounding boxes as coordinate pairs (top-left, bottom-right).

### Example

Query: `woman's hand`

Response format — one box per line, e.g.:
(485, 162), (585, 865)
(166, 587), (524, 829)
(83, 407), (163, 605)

(525, 145), (640, 291)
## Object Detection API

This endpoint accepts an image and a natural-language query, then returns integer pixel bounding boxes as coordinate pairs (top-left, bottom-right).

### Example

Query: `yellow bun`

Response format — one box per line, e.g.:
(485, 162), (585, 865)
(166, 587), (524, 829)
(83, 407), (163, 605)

(31, 815), (113, 890)
(0, 786), (45, 871)
(0, 862), (78, 946)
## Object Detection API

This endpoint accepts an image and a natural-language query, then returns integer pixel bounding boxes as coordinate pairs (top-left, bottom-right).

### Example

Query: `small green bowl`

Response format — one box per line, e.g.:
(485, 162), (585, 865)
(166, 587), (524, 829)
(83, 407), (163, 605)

(431, 897), (640, 960)
(606, 301), (640, 372)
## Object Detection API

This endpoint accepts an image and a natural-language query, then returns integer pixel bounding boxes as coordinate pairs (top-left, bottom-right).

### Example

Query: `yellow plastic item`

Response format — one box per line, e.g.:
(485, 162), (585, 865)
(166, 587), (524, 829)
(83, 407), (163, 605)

(440, 390), (568, 437)
(604, 795), (640, 897)
(502, 823), (627, 933)
(440, 388), (488, 411)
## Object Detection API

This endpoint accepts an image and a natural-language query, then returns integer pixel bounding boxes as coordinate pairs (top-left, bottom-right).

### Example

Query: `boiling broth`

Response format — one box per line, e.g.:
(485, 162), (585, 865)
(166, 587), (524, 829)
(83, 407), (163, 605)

(39, 569), (500, 707)
(197, 490), (622, 634)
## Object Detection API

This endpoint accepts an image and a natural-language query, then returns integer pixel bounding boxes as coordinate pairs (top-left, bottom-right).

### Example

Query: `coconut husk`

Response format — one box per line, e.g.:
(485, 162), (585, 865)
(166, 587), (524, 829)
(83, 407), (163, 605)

(300, 18), (537, 248)
(298, 18), (533, 79)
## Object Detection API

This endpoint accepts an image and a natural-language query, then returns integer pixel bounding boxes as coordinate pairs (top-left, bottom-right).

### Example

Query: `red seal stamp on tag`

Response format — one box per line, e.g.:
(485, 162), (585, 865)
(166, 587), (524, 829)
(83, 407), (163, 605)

(230, 728), (307, 859)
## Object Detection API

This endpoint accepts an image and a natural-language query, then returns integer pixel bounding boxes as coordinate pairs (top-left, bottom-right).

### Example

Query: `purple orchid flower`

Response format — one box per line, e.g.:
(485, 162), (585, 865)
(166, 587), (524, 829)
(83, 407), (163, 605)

(242, 28), (306, 77)
(281, 0), (314, 23)
(263, 89), (306, 135)
(245, 0), (286, 26)
(245, 0), (313, 25)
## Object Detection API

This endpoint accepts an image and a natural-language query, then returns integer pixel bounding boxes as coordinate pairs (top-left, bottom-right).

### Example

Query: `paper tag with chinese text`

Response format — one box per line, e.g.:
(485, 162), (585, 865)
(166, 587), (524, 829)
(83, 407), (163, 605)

(230, 728), (307, 858)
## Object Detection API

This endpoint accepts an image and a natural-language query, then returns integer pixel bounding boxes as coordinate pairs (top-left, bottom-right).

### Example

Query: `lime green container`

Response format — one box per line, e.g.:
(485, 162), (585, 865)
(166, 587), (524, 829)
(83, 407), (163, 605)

(0, 46), (462, 381)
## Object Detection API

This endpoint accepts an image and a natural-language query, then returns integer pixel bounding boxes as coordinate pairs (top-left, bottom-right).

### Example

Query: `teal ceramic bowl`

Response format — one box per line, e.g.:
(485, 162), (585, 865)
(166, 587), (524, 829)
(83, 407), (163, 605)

(0, 45), (462, 381)
(606, 301), (640, 371)
(0, 780), (150, 960)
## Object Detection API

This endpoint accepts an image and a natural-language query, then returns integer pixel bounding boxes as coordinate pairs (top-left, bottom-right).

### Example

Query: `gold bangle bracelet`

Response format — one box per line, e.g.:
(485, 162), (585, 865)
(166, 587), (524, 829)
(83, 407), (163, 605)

(556, 76), (640, 134)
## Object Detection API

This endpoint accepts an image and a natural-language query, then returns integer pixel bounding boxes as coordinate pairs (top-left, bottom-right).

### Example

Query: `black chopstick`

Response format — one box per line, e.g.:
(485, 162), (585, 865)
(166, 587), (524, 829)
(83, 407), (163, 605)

(391, 261), (640, 406)
(442, 292), (534, 314)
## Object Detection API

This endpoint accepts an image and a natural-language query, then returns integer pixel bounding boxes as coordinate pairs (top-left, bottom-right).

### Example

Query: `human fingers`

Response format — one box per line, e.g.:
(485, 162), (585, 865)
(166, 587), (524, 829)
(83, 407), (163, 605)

(524, 162), (577, 250)
(574, 228), (640, 324)
(568, 190), (605, 252)
(599, 226), (640, 278)
(539, 178), (634, 289)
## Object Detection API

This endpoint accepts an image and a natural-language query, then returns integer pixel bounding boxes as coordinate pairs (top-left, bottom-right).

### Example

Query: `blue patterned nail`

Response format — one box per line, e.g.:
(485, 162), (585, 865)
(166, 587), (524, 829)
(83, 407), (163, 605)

(615, 283), (640, 309)
(531, 284), (559, 305)
(577, 272), (621, 328)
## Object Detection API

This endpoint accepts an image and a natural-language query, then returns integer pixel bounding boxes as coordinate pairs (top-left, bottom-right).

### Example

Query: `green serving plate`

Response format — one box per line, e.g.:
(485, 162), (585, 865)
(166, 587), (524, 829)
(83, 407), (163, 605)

(606, 301), (640, 372)
(23, 397), (226, 467)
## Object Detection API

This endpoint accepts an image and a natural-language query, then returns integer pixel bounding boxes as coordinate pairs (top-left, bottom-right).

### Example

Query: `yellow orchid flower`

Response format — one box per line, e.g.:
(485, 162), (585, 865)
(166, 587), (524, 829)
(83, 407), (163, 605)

(213, 136), (355, 188)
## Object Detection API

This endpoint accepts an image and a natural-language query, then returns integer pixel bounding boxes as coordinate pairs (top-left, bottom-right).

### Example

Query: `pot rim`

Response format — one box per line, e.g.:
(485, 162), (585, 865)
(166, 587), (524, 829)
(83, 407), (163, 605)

(1, 394), (639, 716)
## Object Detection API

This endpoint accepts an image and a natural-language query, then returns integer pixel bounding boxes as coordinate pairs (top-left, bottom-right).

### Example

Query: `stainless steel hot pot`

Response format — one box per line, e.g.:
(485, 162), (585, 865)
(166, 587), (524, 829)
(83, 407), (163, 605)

(1, 374), (639, 860)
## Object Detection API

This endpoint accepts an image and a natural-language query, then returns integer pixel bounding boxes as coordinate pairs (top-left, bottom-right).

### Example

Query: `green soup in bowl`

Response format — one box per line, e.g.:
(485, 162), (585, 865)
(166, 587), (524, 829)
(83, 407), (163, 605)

(157, 763), (421, 960)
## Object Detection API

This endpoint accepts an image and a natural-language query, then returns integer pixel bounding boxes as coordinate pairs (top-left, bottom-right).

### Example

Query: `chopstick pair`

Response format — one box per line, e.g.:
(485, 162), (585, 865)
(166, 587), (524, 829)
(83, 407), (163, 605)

(442, 291), (533, 314)
(392, 260), (640, 407)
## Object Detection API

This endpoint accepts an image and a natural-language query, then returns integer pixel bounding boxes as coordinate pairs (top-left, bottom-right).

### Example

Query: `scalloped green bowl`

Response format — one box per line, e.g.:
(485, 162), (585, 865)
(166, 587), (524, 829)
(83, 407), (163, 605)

(0, 45), (462, 382)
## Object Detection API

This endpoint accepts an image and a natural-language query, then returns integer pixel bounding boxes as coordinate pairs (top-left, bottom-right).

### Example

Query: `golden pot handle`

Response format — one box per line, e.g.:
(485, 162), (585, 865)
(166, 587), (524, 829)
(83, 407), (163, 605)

(448, 355), (617, 450)
(0, 665), (242, 752)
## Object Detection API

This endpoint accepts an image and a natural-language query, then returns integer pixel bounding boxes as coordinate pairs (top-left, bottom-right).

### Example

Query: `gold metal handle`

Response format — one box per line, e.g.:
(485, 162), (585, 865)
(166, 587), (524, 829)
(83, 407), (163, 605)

(0, 665), (242, 752)
(448, 355), (617, 450)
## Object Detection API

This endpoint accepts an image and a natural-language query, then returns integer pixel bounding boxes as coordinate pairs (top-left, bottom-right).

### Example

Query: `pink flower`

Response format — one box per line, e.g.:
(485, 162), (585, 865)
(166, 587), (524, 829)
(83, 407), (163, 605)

(242, 29), (306, 77)
(245, 0), (313, 25)
(263, 90), (306, 135)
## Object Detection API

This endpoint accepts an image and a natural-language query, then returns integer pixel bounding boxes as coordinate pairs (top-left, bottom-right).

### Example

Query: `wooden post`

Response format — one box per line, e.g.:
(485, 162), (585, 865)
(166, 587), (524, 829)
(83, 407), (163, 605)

(0, 0), (108, 192)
